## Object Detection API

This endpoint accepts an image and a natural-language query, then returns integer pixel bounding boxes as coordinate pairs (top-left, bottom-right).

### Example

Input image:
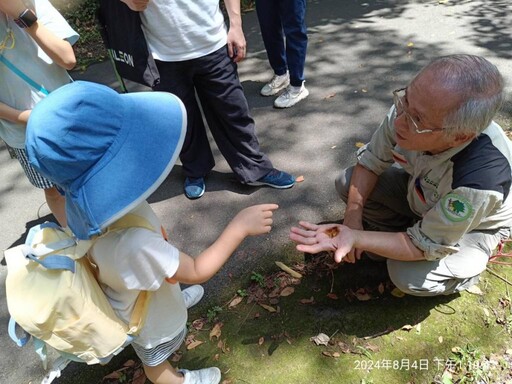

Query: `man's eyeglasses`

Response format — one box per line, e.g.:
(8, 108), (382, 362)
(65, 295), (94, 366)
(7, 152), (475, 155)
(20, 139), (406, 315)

(392, 88), (446, 134)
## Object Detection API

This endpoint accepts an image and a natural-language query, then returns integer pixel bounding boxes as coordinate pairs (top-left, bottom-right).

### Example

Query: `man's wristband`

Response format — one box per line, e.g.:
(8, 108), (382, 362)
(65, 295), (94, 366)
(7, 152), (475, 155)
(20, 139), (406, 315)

(14, 9), (38, 29)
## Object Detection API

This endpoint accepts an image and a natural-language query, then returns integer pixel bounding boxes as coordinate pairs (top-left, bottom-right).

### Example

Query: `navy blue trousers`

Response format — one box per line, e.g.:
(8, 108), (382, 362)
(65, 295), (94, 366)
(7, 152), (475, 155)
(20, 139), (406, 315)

(256, 0), (308, 86)
(153, 46), (273, 182)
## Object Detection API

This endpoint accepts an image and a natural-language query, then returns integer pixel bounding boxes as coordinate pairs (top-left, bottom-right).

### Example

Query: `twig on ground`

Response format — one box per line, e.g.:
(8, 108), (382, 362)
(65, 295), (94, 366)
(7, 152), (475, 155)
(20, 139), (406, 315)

(486, 267), (512, 287)
(363, 327), (394, 340)
(235, 302), (257, 335)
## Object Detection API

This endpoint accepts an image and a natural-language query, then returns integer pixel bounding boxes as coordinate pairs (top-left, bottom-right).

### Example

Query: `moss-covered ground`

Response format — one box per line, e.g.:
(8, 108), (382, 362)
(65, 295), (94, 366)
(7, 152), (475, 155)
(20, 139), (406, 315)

(55, 239), (512, 384)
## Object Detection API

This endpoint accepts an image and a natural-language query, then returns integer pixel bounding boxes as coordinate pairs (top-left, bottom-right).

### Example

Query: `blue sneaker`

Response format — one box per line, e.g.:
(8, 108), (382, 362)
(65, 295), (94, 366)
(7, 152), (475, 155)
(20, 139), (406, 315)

(184, 177), (205, 199)
(246, 169), (295, 189)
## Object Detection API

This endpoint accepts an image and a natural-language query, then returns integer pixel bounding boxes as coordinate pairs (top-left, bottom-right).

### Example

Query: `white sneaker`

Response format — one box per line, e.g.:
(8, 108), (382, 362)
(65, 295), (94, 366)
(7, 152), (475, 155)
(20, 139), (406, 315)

(182, 285), (204, 309)
(180, 367), (221, 384)
(260, 72), (290, 96)
(274, 83), (309, 108)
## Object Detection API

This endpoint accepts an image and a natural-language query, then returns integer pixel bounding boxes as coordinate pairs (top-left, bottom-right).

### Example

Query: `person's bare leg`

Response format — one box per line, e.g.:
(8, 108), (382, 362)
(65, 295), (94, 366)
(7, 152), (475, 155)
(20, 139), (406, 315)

(143, 361), (184, 384)
(44, 186), (67, 227)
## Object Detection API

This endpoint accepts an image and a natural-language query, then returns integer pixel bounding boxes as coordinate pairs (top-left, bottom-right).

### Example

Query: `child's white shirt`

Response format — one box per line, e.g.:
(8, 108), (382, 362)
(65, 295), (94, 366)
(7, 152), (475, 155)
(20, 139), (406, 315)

(90, 201), (187, 348)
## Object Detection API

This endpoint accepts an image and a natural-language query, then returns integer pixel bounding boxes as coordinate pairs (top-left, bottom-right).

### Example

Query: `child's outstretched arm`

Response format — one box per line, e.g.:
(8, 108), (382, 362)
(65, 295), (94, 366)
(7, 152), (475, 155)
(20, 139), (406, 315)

(168, 204), (278, 284)
(0, 0), (76, 70)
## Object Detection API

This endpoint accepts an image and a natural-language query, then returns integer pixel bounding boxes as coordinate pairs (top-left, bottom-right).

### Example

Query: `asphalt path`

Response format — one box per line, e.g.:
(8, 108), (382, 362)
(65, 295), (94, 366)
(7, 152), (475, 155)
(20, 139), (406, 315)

(1, 1), (511, 382)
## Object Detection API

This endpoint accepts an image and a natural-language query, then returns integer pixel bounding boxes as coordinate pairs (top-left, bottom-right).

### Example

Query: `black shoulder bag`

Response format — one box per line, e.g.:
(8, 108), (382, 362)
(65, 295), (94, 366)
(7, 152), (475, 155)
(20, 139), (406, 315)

(96, 0), (160, 90)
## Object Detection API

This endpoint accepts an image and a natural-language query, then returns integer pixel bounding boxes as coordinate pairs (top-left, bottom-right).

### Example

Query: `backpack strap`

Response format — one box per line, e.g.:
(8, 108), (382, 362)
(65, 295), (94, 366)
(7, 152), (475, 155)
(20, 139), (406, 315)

(26, 222), (77, 257)
(99, 213), (159, 334)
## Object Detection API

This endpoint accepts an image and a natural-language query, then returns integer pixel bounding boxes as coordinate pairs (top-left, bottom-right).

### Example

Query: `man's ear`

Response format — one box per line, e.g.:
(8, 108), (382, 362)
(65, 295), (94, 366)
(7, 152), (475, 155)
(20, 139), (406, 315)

(453, 133), (476, 145)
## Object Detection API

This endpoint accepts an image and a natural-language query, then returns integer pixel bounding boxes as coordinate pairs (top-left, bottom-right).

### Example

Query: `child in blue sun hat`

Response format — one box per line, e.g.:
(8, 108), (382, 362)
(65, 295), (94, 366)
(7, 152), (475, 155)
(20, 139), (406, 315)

(26, 81), (278, 384)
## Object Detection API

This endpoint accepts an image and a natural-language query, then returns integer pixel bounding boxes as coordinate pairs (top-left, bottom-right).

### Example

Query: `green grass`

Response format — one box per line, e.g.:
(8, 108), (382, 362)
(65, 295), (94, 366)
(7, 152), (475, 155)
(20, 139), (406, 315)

(169, 247), (512, 384)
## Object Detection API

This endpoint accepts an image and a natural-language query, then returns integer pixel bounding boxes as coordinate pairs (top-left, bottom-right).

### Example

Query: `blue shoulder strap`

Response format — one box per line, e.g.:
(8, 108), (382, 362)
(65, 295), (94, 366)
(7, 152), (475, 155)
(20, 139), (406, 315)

(0, 55), (50, 95)
(8, 317), (30, 347)
(26, 253), (76, 273)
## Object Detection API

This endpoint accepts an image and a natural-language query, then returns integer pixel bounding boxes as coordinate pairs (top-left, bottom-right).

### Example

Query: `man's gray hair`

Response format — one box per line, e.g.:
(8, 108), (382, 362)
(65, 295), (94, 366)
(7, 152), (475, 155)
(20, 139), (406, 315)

(421, 54), (504, 136)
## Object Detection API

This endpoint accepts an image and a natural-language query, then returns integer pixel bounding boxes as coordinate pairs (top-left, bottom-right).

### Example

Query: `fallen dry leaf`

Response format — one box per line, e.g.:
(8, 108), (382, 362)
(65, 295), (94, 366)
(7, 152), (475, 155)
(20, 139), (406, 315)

(275, 261), (302, 278)
(132, 368), (146, 384)
(401, 324), (413, 331)
(310, 333), (330, 346)
(192, 318), (205, 330)
(337, 341), (352, 353)
(253, 312), (260, 319)
(355, 142), (365, 148)
(210, 322), (223, 340)
(228, 296), (243, 308)
(187, 340), (204, 350)
(300, 296), (315, 304)
(378, 283), (385, 295)
(323, 93), (336, 100)
(259, 303), (277, 313)
(332, 352), (341, 358)
(103, 371), (122, 380)
(482, 307), (490, 317)
(213, 353), (220, 361)
(327, 292), (339, 300)
(391, 288), (405, 298)
(407, 42), (414, 47)
(258, 336), (265, 345)
(322, 351), (333, 357)
(466, 285), (483, 295)
(354, 288), (371, 301)
(438, 336), (443, 344)
(295, 175), (305, 183)
(123, 360), (136, 367)
(279, 286), (295, 297)
(366, 344), (380, 352)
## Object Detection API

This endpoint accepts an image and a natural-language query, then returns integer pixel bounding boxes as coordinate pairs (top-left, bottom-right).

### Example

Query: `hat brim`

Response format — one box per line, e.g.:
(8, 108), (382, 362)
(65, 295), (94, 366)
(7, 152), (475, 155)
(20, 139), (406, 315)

(65, 91), (186, 239)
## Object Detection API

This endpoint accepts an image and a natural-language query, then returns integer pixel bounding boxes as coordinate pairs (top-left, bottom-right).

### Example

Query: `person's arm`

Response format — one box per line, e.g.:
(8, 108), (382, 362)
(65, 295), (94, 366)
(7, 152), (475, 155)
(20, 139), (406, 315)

(121, 0), (150, 11)
(25, 22), (76, 70)
(0, 102), (30, 124)
(343, 163), (379, 230)
(167, 204), (279, 284)
(223, 0), (246, 63)
(289, 221), (424, 263)
(340, 163), (379, 262)
(0, 1), (75, 70)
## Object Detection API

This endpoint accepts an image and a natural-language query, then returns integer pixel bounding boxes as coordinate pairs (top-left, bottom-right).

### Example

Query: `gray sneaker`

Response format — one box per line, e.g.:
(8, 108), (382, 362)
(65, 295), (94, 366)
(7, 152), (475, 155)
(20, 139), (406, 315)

(180, 367), (221, 384)
(182, 285), (204, 309)
(274, 83), (309, 108)
(261, 72), (290, 96)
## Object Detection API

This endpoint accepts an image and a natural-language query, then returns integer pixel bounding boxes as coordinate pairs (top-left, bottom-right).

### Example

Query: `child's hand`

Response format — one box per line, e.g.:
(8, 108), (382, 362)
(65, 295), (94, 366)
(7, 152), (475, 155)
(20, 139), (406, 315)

(18, 109), (31, 124)
(232, 204), (279, 237)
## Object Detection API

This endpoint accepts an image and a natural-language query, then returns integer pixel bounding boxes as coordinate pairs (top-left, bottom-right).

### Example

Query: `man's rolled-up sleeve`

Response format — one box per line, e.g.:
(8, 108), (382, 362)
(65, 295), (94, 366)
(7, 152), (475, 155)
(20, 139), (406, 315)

(407, 187), (503, 261)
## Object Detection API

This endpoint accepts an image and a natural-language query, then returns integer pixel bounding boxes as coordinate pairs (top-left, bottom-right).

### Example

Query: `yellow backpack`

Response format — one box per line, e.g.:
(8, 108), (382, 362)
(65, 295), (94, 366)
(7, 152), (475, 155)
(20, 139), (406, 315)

(5, 214), (156, 370)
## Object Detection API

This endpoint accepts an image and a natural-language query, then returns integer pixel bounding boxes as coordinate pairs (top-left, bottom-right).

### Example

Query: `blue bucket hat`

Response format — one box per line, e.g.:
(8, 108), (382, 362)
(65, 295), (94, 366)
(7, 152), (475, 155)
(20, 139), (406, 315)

(26, 81), (186, 240)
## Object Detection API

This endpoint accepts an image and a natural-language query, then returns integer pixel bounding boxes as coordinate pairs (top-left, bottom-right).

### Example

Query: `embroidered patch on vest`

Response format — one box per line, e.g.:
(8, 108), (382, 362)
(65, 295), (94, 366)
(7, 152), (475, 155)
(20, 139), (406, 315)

(440, 193), (472, 222)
